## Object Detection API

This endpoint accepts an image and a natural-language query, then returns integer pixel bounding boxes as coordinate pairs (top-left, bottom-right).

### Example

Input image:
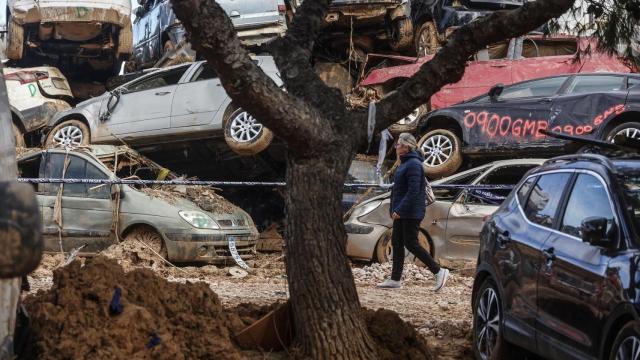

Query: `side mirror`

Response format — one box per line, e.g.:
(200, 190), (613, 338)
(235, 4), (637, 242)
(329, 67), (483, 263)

(581, 216), (612, 247)
(488, 84), (504, 102)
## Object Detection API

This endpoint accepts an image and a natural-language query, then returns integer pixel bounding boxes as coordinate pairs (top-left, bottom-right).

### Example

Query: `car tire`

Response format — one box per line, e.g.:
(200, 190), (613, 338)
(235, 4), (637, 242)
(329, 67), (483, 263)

(609, 321), (640, 360)
(415, 20), (439, 57)
(374, 230), (431, 266)
(45, 120), (90, 148)
(124, 227), (168, 260)
(223, 107), (273, 156)
(473, 278), (522, 360)
(12, 123), (25, 148)
(389, 18), (414, 52)
(606, 122), (640, 143)
(418, 129), (463, 179)
(6, 19), (24, 60)
(388, 105), (428, 135)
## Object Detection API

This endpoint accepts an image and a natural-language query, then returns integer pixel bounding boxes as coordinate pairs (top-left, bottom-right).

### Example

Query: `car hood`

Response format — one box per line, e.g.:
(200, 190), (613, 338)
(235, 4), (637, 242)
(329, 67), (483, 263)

(76, 93), (108, 109)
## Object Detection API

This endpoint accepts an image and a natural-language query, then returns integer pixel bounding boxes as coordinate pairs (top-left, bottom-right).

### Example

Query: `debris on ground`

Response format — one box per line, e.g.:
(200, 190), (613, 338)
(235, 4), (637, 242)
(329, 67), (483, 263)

(256, 224), (284, 252)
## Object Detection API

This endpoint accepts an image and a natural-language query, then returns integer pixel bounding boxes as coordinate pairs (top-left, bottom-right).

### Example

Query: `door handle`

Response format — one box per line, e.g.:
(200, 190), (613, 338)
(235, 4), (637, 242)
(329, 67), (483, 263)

(497, 230), (510, 246)
(542, 247), (556, 261)
(538, 98), (552, 103)
(155, 91), (171, 96)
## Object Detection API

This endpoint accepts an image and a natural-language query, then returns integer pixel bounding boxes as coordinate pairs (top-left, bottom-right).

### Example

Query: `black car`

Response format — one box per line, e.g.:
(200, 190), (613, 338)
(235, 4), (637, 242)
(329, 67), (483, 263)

(418, 72), (640, 178)
(473, 153), (640, 360)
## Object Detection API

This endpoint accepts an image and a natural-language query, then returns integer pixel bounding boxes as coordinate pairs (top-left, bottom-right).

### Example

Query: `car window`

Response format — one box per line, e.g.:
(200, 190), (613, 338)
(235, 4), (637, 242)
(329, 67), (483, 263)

(560, 174), (615, 239)
(472, 41), (510, 61)
(517, 176), (537, 205)
(435, 166), (488, 200)
(565, 75), (625, 95)
(44, 153), (110, 199)
(499, 77), (568, 100)
(466, 165), (539, 205)
(126, 66), (189, 93)
(521, 38), (577, 58)
(192, 64), (218, 82)
(628, 77), (640, 89)
(523, 173), (572, 228)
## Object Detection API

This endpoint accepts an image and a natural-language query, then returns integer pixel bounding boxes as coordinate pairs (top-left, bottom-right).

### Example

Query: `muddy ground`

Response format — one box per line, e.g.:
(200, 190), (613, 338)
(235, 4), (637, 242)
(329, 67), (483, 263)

(26, 243), (474, 359)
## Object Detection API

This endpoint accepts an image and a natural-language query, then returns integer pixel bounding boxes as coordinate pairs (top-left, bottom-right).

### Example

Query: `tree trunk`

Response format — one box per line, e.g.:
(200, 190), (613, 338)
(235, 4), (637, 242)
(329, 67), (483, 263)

(284, 149), (377, 359)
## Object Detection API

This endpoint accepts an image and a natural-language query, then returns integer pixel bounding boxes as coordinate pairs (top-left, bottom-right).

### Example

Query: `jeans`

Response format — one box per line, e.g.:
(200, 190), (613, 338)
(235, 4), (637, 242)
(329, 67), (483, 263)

(391, 219), (441, 281)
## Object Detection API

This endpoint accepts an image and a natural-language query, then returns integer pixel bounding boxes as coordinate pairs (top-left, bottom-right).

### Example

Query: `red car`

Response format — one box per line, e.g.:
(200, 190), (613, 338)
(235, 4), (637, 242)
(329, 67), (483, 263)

(357, 35), (633, 111)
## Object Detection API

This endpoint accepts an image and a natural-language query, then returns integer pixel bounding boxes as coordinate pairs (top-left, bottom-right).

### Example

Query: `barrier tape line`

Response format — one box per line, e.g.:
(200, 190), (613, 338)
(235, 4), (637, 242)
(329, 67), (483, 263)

(17, 178), (515, 190)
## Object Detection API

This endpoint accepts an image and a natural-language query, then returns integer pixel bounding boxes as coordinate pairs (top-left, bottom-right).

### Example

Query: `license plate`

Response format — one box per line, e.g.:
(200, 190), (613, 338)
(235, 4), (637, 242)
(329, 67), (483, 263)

(228, 236), (249, 270)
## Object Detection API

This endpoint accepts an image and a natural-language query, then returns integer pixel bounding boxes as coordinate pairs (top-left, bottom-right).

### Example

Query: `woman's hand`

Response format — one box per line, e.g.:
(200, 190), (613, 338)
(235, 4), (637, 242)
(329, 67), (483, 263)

(392, 212), (400, 220)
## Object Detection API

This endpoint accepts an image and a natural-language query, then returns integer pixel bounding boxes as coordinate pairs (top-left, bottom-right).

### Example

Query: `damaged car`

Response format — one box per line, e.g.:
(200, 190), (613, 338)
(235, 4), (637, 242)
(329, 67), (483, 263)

(17, 145), (259, 264)
(344, 159), (544, 265)
(130, 0), (287, 70)
(357, 35), (632, 112)
(418, 72), (640, 178)
(45, 58), (280, 156)
(6, 0), (133, 79)
(6, 66), (73, 148)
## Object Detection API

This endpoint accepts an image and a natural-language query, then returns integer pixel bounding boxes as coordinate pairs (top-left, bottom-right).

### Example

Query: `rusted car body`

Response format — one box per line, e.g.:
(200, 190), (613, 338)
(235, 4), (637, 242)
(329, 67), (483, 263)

(17, 146), (260, 264)
(6, 0), (132, 77)
(344, 159), (544, 264)
(357, 35), (632, 110)
(5, 66), (73, 146)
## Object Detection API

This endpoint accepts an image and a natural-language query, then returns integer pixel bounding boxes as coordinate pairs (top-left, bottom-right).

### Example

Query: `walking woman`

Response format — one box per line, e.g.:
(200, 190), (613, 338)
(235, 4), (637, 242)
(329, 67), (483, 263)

(377, 133), (449, 290)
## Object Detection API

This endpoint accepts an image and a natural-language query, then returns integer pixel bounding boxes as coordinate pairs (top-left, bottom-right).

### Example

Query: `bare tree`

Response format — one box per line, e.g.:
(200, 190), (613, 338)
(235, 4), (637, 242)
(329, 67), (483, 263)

(169, 0), (576, 357)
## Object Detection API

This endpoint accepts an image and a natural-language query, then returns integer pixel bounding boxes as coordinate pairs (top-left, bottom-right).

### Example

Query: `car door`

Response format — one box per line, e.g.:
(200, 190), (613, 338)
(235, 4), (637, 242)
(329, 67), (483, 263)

(536, 172), (619, 360)
(444, 163), (540, 260)
(461, 76), (570, 147)
(171, 62), (229, 130)
(99, 65), (189, 141)
(39, 152), (115, 253)
(548, 74), (627, 144)
(491, 172), (573, 348)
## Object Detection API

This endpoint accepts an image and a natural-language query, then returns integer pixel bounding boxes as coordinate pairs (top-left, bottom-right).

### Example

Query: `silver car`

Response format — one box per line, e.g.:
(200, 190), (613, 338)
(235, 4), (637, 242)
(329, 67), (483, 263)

(44, 58), (281, 156)
(345, 159), (545, 264)
(17, 145), (259, 264)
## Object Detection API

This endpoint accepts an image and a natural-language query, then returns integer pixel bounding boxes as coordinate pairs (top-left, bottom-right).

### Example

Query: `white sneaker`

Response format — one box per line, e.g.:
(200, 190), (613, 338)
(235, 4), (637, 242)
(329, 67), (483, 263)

(377, 279), (402, 289)
(433, 268), (449, 292)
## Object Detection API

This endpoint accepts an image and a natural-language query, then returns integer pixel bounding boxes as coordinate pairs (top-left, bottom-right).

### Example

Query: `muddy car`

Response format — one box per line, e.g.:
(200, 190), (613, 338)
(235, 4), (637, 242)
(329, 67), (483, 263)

(419, 72), (640, 178)
(17, 145), (259, 264)
(6, 0), (132, 79)
(45, 58), (281, 156)
(131, 0), (287, 70)
(357, 35), (632, 111)
(344, 159), (544, 265)
(5, 66), (73, 148)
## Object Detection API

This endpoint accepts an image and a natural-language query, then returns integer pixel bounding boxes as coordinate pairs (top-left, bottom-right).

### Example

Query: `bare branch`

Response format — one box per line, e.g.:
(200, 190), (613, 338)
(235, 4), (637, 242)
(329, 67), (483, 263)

(170, 0), (333, 154)
(375, 0), (577, 131)
(283, 0), (331, 56)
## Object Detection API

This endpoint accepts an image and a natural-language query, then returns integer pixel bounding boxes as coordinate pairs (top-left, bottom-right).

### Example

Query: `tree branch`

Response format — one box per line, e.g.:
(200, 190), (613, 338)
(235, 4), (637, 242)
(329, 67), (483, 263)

(375, 0), (577, 131)
(170, 0), (333, 155)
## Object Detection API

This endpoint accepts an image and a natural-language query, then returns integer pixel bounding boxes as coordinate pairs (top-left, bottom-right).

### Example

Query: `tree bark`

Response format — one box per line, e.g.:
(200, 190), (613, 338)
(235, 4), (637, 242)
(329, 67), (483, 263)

(171, 0), (577, 358)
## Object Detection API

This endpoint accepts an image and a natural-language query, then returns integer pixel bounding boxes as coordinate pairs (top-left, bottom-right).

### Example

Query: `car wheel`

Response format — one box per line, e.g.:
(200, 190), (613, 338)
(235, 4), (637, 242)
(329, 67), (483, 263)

(389, 18), (414, 52)
(609, 322), (640, 360)
(473, 279), (520, 360)
(374, 230), (432, 266)
(415, 20), (439, 57)
(606, 122), (640, 143)
(418, 129), (463, 179)
(12, 123), (25, 148)
(223, 107), (273, 156)
(45, 120), (90, 148)
(388, 105), (427, 135)
(124, 227), (168, 260)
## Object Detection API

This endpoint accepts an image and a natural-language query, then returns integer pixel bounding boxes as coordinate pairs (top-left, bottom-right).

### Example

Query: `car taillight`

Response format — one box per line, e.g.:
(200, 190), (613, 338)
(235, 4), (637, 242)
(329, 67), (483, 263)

(278, 4), (286, 13)
(4, 71), (49, 84)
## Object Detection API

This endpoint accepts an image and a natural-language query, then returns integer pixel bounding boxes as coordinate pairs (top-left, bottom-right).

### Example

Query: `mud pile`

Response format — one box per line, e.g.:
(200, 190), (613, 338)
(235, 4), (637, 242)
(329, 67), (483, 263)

(25, 257), (241, 360)
(364, 309), (434, 359)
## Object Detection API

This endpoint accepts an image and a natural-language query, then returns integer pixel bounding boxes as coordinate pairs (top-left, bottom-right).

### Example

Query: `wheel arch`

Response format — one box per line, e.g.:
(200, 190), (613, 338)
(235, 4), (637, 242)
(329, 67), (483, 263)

(119, 222), (164, 241)
(419, 114), (465, 144)
(472, 269), (494, 307)
(599, 304), (638, 359)
(599, 111), (640, 140)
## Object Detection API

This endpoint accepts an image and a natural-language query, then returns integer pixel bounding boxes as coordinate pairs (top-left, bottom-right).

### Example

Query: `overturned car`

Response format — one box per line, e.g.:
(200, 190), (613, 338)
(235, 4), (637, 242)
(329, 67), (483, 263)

(17, 145), (259, 264)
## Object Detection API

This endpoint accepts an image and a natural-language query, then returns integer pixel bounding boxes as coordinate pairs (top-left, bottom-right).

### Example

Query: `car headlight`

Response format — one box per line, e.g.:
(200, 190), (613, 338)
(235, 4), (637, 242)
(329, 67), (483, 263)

(352, 200), (383, 220)
(179, 211), (220, 229)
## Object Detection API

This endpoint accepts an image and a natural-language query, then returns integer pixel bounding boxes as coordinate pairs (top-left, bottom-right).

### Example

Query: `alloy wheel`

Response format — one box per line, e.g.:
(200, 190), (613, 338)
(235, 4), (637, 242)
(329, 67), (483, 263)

(418, 28), (433, 56)
(230, 111), (263, 143)
(421, 134), (453, 167)
(396, 108), (420, 125)
(616, 336), (640, 360)
(615, 127), (640, 141)
(476, 287), (500, 360)
(53, 125), (84, 146)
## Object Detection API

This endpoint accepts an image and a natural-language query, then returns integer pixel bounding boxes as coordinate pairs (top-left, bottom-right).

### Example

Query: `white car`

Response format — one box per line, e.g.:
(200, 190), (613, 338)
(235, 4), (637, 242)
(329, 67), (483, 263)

(5, 66), (73, 147)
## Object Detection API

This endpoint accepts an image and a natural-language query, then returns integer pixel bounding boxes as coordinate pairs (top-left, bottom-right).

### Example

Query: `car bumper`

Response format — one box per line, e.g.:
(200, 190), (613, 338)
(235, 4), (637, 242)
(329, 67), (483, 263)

(237, 23), (287, 47)
(11, 3), (130, 26)
(345, 219), (389, 261)
(164, 231), (258, 264)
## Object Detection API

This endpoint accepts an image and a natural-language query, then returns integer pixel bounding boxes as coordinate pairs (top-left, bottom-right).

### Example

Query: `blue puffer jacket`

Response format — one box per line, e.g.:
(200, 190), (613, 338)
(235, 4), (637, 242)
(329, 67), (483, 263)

(391, 150), (427, 220)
